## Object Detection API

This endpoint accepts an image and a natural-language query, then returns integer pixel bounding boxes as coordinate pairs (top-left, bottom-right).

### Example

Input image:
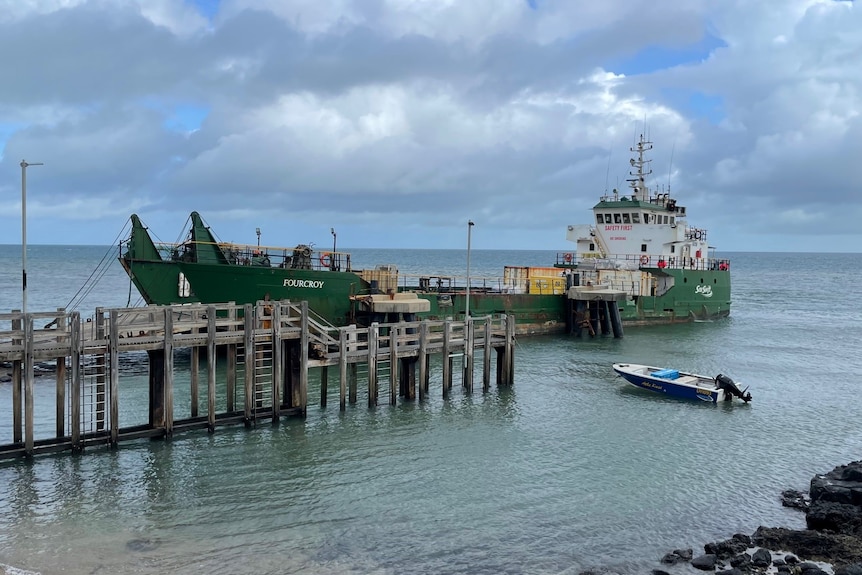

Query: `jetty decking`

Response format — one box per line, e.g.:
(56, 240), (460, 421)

(0, 301), (515, 460)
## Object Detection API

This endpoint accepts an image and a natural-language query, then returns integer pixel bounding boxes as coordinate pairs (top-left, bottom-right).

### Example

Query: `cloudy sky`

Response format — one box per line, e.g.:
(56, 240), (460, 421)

(0, 0), (859, 252)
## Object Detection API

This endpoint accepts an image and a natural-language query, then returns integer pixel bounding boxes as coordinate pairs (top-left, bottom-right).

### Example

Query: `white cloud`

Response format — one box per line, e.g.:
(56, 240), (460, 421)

(0, 0), (859, 253)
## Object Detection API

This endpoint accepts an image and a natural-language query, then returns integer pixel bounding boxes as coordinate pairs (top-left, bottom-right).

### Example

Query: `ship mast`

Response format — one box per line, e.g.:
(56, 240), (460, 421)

(627, 135), (652, 202)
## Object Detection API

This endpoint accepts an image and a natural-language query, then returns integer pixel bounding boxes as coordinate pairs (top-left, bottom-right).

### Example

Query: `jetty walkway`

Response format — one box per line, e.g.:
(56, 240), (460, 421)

(0, 301), (515, 460)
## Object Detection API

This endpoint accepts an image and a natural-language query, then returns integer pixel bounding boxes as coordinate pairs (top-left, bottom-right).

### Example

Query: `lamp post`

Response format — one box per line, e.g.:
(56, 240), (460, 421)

(465, 220), (474, 318)
(20, 160), (44, 317)
(330, 228), (336, 270)
(330, 227), (336, 253)
(256, 227), (261, 247)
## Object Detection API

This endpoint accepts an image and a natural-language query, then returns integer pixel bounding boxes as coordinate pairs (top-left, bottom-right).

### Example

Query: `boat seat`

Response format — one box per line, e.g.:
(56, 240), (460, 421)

(676, 376), (699, 384)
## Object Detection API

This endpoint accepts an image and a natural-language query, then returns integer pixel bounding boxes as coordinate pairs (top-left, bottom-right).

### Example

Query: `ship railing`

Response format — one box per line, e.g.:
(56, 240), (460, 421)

(397, 273), (514, 294)
(148, 239), (352, 272)
(554, 252), (730, 273)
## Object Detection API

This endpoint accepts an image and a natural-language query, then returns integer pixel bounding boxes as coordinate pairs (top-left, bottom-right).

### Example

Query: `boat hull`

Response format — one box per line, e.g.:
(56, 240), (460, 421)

(612, 363), (727, 403)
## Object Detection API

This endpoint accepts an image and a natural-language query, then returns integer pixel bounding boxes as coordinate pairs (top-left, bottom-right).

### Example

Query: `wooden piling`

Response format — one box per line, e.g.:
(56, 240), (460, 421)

(243, 304), (254, 426)
(207, 306), (217, 432)
(12, 311), (21, 444)
(56, 309), (66, 438)
(227, 304), (237, 412)
(418, 321), (429, 401)
(339, 327), (348, 411)
(271, 303), (282, 420)
(389, 324), (398, 405)
(463, 317), (474, 393)
(24, 316), (34, 455)
(483, 317), (492, 392)
(70, 313), (81, 451)
(164, 307), (174, 437)
(367, 323), (378, 407)
(109, 310), (120, 448)
(442, 319), (452, 397)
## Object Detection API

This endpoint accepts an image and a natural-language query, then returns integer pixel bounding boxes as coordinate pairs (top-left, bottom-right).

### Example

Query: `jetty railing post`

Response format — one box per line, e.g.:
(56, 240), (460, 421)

(24, 314), (34, 455)
(271, 303), (282, 420)
(389, 323), (398, 405)
(109, 310), (120, 448)
(463, 317), (474, 393)
(207, 306), (217, 432)
(418, 320), (428, 401)
(70, 312), (81, 451)
(56, 308), (66, 438)
(339, 327), (348, 411)
(367, 322), (378, 407)
(299, 301), (309, 416)
(164, 307), (174, 437)
(12, 310), (22, 444)
(243, 303), (254, 426)
(442, 319), (451, 397)
(483, 317), (492, 392)
(226, 303), (237, 412)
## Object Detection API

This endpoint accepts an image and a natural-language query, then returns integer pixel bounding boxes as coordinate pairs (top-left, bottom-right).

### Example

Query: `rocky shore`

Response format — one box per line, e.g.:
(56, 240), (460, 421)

(598, 461), (862, 575)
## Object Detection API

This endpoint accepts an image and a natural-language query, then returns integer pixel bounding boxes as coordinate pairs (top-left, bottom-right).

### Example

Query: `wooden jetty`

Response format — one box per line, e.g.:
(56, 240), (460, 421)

(0, 301), (515, 460)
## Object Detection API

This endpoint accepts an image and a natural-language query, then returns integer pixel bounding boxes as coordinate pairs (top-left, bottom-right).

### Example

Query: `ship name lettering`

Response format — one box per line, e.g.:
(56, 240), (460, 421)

(695, 285), (713, 298)
(282, 279), (325, 289)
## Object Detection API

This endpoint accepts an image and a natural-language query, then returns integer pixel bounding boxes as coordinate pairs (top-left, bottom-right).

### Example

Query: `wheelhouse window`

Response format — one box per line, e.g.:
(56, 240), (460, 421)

(614, 213), (622, 224)
(596, 214), (604, 224)
(632, 213), (641, 224)
(623, 213), (631, 224)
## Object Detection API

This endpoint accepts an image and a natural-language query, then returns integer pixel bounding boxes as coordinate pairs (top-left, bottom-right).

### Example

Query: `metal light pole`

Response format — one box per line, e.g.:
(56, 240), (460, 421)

(330, 227), (336, 253)
(20, 160), (44, 317)
(465, 220), (474, 317)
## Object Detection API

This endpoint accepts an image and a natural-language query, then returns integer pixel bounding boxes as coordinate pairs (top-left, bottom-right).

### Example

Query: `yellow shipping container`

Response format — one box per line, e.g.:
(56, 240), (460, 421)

(528, 277), (567, 295)
(528, 267), (564, 278)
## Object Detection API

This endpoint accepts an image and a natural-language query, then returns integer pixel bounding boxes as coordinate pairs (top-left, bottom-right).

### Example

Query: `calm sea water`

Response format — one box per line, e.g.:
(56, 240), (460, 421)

(1, 246), (861, 575)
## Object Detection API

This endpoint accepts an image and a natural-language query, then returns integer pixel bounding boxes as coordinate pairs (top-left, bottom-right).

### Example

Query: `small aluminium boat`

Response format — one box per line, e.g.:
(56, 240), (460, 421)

(612, 363), (752, 403)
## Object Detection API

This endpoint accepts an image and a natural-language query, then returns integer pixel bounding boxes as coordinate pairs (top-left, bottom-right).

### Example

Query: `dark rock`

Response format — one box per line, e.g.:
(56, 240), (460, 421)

(716, 569), (743, 575)
(729, 553), (751, 569)
(0, 374), (10, 383)
(651, 571), (671, 575)
(660, 548), (693, 565)
(807, 500), (862, 534)
(706, 538), (750, 561)
(835, 564), (862, 575)
(808, 461), (862, 533)
(692, 554), (718, 571)
(753, 526), (862, 566)
(799, 562), (829, 575)
(785, 555), (800, 564)
(784, 489), (811, 511)
(751, 548), (773, 567)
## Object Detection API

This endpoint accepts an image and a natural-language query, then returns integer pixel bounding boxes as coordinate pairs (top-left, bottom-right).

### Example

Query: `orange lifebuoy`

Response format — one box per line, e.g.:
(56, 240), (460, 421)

(640, 255), (649, 266)
(564, 253), (573, 263)
(657, 259), (667, 269)
(319, 252), (331, 267)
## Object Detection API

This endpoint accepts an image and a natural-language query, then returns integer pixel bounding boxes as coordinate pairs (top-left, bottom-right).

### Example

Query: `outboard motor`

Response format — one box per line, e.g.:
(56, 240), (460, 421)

(715, 374), (752, 402)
